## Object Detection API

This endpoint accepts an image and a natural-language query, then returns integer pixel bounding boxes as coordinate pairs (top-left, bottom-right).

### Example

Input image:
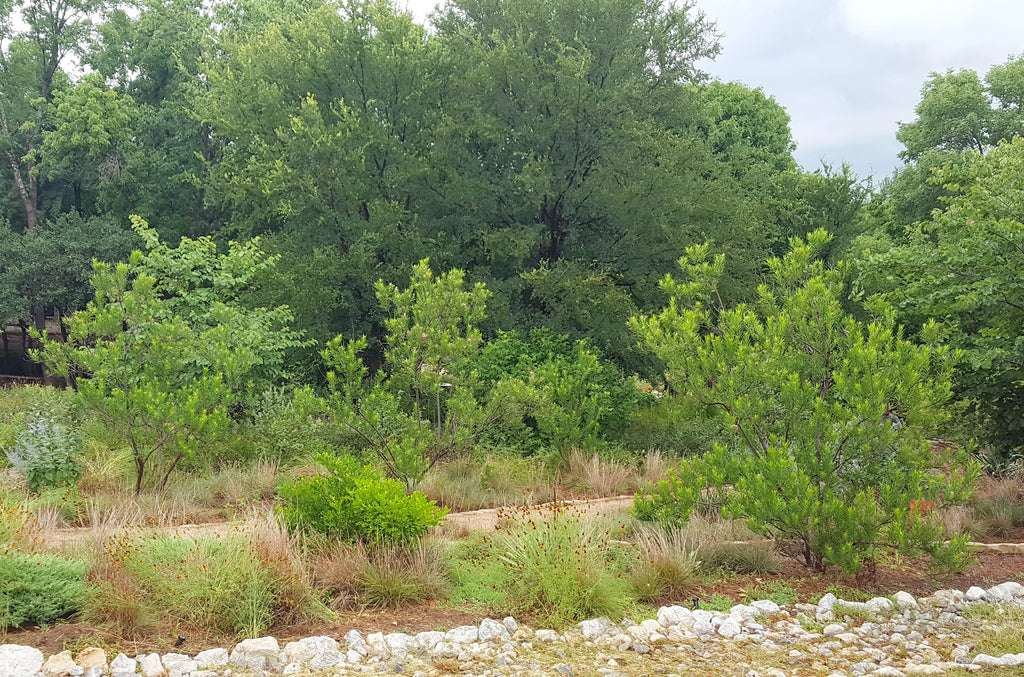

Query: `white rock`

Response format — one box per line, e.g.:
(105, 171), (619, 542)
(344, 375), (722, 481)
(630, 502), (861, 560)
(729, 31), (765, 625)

(657, 605), (691, 627)
(385, 633), (415, 656)
(729, 604), (757, 622)
(110, 653), (137, 673)
(535, 629), (560, 643)
(446, 625), (479, 644)
(161, 653), (197, 677)
(822, 623), (845, 637)
(965, 586), (988, 602)
(817, 593), (837, 619)
(479, 618), (510, 642)
(502, 617), (518, 634)
(640, 619), (662, 633)
(194, 647), (229, 668)
(282, 641), (313, 666)
(229, 637), (280, 670)
(717, 621), (741, 638)
(866, 597), (895, 613)
(83, 668), (102, 677)
(972, 654), (1007, 666)
(578, 618), (620, 640)
(138, 653), (164, 677)
(343, 630), (364, 648)
(0, 645), (45, 677)
(42, 651), (78, 677)
(306, 649), (344, 669)
(626, 625), (650, 642)
(366, 632), (386, 654)
(749, 599), (781, 615)
(872, 668), (904, 677)
(415, 631), (445, 649)
(988, 582), (1024, 601)
(894, 591), (918, 609)
(903, 665), (945, 675)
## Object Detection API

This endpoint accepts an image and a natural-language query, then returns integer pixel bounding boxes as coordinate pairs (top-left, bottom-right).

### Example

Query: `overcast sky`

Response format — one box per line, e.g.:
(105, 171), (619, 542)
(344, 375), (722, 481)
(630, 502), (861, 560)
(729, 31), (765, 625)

(399, 0), (1024, 182)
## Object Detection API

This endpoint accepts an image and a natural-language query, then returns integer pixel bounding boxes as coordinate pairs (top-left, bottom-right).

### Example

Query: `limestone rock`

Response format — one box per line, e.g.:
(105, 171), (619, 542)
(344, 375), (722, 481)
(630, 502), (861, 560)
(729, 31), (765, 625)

(42, 651), (78, 677)
(229, 636), (280, 670)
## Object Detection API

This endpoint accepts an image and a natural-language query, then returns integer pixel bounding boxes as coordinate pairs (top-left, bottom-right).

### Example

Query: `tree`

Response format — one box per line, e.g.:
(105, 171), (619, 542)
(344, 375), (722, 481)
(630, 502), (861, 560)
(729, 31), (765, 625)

(866, 138), (1024, 462)
(34, 254), (231, 494)
(630, 230), (977, 573)
(323, 259), (493, 488)
(34, 217), (304, 492)
(0, 0), (109, 231)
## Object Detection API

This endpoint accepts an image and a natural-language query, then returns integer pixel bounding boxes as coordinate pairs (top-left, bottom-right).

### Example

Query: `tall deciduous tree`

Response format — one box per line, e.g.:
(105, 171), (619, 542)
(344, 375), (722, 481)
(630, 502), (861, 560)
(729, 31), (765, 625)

(866, 138), (1024, 461)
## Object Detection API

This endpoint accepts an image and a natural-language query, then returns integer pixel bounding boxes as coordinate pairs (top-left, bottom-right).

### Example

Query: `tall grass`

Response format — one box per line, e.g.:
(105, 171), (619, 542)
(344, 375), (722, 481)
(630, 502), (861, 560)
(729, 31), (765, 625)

(484, 502), (635, 624)
(84, 518), (331, 638)
(628, 524), (700, 602)
(565, 450), (633, 496)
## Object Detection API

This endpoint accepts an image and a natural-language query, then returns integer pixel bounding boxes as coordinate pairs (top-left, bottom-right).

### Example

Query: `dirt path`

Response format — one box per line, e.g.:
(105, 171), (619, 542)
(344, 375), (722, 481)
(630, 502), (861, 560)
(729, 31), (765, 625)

(28, 495), (638, 549)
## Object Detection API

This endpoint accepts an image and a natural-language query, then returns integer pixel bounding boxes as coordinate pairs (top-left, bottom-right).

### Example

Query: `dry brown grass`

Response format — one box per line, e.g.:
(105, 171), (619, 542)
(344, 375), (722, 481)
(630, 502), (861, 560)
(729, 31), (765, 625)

(310, 541), (371, 609)
(630, 524), (700, 601)
(565, 450), (634, 496)
(637, 449), (672, 487)
(974, 474), (1024, 504)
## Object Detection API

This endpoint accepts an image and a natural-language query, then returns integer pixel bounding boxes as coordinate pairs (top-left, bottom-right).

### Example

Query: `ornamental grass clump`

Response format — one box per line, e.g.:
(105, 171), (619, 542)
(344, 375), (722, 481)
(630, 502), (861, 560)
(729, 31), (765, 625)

(488, 502), (634, 625)
(85, 526), (329, 638)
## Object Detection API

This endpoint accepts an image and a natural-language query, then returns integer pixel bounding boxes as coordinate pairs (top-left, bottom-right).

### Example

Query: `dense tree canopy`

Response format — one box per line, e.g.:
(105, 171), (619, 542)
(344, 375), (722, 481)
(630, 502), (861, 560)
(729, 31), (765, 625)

(2, 0), (1023, 458)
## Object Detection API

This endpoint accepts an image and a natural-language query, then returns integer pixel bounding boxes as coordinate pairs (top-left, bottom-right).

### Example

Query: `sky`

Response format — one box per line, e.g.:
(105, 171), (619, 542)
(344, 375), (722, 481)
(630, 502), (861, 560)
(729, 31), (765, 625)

(398, 0), (1024, 182)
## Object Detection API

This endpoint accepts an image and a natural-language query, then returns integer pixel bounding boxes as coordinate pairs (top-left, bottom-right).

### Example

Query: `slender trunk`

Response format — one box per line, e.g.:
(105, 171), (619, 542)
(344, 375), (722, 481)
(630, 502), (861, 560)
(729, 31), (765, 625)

(0, 99), (38, 232)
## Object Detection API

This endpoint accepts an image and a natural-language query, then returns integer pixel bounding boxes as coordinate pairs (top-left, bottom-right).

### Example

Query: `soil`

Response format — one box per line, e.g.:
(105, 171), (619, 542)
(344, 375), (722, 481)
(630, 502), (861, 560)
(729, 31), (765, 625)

(8, 495), (1024, 657)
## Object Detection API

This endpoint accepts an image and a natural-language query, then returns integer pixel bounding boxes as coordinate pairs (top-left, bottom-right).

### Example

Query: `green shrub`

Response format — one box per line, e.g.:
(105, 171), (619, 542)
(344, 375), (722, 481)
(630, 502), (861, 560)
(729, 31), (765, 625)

(472, 329), (639, 456)
(5, 406), (82, 493)
(631, 231), (979, 573)
(0, 550), (89, 628)
(277, 452), (448, 544)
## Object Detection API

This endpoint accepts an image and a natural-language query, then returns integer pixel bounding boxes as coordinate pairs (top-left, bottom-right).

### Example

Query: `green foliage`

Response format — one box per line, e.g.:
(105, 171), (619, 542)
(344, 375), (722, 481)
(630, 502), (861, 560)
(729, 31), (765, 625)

(5, 406), (81, 493)
(0, 550), (88, 629)
(866, 138), (1024, 462)
(473, 329), (638, 456)
(324, 259), (495, 487)
(277, 452), (447, 545)
(631, 231), (979, 573)
(34, 218), (305, 493)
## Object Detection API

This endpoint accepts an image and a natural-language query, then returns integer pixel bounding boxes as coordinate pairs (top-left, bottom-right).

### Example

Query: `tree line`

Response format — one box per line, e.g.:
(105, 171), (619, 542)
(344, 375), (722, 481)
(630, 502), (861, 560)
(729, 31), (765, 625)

(2, 0), (1024, 461)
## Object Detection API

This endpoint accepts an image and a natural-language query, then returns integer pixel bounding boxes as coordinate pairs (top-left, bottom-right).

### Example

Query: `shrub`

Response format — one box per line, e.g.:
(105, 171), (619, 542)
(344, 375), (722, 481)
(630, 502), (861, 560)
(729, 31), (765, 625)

(6, 407), (82, 493)
(0, 550), (89, 628)
(631, 230), (979, 573)
(277, 452), (448, 544)
(472, 329), (639, 457)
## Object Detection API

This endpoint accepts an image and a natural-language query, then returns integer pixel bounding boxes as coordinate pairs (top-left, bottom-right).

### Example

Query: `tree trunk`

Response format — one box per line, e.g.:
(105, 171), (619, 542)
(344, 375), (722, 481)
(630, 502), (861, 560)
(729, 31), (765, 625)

(0, 99), (39, 232)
